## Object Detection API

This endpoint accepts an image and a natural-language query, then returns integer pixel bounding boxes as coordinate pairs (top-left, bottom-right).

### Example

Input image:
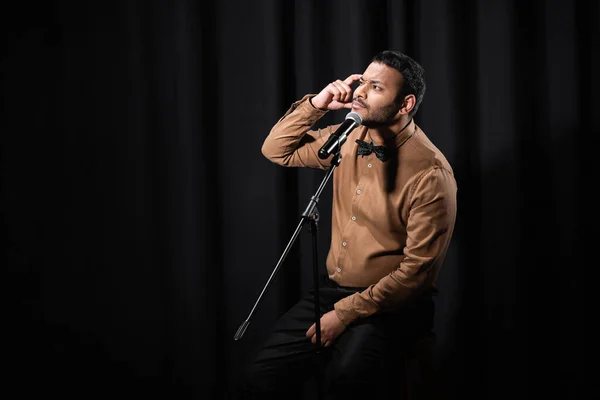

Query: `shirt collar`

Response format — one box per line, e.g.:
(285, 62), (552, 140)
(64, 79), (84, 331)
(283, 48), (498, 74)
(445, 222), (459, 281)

(362, 118), (415, 149)
(393, 118), (416, 148)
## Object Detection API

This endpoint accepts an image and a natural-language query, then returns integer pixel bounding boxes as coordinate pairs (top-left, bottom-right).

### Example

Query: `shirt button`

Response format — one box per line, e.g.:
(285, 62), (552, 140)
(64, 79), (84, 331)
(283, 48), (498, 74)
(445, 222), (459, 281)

(356, 189), (361, 194)
(342, 241), (347, 247)
(336, 268), (341, 273)
(368, 163), (372, 168)
(351, 216), (356, 221)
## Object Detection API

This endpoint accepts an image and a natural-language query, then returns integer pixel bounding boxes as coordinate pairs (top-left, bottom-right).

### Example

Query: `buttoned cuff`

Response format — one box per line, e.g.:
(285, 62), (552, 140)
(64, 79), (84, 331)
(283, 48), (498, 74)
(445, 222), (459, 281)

(333, 292), (380, 326)
(274, 94), (328, 129)
(334, 306), (357, 326)
(298, 94), (329, 113)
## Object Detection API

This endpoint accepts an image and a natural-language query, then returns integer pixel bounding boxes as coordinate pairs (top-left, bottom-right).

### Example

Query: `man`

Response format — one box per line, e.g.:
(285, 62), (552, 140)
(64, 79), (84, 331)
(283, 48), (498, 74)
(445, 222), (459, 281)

(239, 50), (457, 399)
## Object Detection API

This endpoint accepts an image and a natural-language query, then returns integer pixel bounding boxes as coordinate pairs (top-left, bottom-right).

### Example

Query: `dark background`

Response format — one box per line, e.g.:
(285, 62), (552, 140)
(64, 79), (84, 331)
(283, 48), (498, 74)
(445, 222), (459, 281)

(2, 1), (597, 399)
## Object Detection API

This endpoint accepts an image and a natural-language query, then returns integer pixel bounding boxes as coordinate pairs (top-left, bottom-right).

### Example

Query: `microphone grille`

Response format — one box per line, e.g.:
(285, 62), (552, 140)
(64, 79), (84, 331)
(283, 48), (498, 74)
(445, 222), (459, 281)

(345, 111), (362, 125)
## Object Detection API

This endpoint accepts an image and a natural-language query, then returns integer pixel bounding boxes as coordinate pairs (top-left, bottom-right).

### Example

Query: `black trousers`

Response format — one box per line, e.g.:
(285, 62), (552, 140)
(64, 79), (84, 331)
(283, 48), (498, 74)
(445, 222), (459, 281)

(237, 276), (434, 400)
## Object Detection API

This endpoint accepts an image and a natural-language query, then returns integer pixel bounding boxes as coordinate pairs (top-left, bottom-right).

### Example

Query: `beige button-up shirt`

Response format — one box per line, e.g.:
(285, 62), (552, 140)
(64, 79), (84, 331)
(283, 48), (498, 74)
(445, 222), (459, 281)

(262, 95), (457, 326)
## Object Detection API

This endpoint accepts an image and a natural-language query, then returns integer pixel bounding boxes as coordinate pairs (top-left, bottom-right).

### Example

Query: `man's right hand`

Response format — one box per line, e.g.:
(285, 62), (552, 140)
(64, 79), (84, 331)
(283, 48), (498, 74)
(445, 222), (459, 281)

(311, 74), (362, 111)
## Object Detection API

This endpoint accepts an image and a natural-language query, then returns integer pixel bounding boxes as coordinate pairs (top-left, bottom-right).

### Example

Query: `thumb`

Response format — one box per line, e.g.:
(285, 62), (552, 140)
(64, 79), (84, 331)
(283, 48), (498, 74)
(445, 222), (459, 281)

(306, 323), (315, 338)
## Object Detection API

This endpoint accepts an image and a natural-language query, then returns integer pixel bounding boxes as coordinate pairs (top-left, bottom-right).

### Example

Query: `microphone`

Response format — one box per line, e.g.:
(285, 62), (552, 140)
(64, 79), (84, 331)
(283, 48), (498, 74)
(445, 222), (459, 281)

(318, 111), (363, 159)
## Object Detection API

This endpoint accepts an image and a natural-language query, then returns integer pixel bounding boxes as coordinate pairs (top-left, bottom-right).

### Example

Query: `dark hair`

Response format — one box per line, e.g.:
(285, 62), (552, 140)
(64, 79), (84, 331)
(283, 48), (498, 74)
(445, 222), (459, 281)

(371, 50), (426, 116)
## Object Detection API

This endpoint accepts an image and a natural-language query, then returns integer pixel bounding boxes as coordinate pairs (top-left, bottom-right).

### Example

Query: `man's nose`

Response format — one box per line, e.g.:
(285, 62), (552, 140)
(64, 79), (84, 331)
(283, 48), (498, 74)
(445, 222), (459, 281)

(353, 84), (365, 99)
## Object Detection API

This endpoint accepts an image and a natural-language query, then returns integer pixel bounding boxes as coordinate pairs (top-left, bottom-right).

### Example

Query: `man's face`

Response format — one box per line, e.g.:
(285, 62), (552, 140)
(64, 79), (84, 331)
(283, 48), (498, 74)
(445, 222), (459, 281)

(351, 62), (404, 127)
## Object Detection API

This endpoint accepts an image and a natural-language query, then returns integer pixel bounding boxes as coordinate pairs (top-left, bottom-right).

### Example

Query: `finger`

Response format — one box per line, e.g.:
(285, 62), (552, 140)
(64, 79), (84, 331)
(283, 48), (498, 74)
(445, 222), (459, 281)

(333, 80), (352, 102)
(311, 333), (317, 344)
(344, 74), (362, 85)
(306, 324), (315, 338)
(330, 84), (350, 104)
(327, 83), (343, 102)
(324, 340), (332, 348)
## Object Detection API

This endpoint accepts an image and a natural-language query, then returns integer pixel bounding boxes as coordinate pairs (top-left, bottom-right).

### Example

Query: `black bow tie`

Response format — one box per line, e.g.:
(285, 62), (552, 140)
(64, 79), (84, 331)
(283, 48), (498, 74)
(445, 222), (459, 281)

(355, 140), (390, 162)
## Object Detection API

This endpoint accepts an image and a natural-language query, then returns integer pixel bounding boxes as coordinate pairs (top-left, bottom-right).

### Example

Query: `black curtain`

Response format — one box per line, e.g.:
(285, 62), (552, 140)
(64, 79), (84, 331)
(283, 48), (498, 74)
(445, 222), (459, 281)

(2, 1), (597, 399)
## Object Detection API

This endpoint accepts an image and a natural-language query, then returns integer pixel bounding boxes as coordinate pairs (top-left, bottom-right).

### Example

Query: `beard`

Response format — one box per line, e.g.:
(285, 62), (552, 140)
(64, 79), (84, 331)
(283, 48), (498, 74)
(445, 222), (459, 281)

(360, 102), (402, 128)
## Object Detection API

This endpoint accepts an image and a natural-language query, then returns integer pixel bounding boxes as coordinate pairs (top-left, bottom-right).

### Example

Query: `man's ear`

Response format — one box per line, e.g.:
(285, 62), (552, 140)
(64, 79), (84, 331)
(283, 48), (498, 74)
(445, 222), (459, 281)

(399, 94), (416, 115)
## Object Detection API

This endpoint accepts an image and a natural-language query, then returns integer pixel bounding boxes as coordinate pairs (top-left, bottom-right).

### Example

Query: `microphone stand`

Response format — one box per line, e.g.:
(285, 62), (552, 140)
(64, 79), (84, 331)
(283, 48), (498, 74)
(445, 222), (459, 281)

(234, 151), (343, 397)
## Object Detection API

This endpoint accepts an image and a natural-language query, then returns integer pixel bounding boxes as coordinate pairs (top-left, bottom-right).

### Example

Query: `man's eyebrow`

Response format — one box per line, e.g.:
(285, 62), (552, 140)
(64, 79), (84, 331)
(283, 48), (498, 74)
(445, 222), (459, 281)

(359, 77), (384, 85)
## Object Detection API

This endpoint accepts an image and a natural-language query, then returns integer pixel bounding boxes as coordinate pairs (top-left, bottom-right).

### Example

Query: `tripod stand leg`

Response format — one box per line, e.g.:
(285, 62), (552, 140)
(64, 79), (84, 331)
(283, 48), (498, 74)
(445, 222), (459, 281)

(310, 218), (325, 399)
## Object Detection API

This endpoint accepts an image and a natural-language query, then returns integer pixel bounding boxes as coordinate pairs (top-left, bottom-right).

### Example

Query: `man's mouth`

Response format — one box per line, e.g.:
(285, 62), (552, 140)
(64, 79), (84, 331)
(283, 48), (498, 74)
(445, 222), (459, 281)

(352, 99), (366, 108)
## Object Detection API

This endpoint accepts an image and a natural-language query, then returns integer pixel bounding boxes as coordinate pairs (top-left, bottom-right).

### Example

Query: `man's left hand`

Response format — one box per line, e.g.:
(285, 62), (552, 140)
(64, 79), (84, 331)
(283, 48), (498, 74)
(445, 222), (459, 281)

(305, 310), (347, 347)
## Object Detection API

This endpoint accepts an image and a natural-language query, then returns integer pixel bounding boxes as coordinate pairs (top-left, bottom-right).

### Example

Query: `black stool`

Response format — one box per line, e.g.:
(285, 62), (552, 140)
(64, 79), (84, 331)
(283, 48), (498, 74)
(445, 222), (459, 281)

(402, 331), (439, 400)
